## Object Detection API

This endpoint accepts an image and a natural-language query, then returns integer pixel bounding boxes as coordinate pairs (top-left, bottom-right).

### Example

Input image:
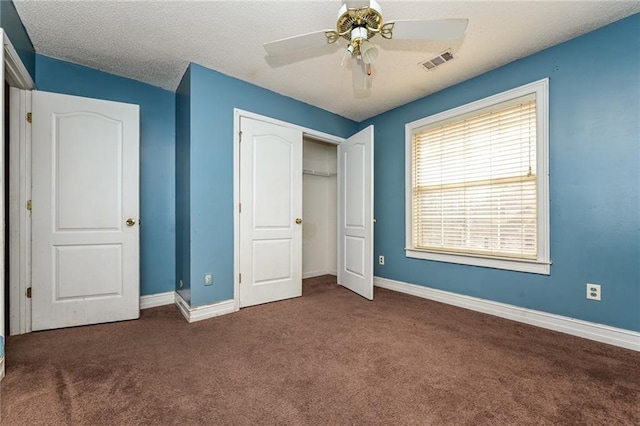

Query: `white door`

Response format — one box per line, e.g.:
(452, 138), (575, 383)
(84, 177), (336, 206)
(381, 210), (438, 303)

(31, 91), (140, 331)
(239, 117), (303, 307)
(338, 126), (374, 300)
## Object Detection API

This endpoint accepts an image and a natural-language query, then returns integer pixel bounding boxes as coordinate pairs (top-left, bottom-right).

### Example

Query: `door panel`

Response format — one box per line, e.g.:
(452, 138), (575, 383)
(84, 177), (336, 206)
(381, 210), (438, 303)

(240, 117), (302, 307)
(345, 236), (365, 277)
(253, 136), (292, 228)
(56, 113), (123, 230)
(31, 90), (139, 331)
(338, 126), (374, 300)
(55, 244), (122, 300)
(345, 143), (365, 227)
(253, 239), (292, 284)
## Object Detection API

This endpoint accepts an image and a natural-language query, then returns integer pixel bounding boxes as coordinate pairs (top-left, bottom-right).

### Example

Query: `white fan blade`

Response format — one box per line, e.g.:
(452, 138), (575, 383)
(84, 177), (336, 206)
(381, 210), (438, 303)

(388, 19), (468, 40)
(264, 30), (333, 56)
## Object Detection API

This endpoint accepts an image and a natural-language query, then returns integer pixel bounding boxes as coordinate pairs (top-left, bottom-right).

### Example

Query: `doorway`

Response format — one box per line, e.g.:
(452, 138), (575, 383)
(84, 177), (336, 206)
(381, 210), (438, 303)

(302, 137), (337, 279)
(2, 30), (37, 378)
(234, 109), (374, 309)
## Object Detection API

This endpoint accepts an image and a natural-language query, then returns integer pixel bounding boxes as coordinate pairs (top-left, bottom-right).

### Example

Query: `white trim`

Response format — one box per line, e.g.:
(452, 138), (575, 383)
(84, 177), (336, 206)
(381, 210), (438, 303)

(174, 292), (191, 322)
(174, 293), (236, 323)
(302, 270), (338, 279)
(405, 249), (551, 275)
(0, 356), (4, 381)
(2, 31), (35, 90)
(0, 30), (4, 369)
(405, 78), (550, 275)
(235, 109), (344, 146)
(9, 88), (32, 335)
(233, 108), (346, 311)
(140, 291), (175, 309)
(374, 276), (640, 351)
(4, 28), (35, 337)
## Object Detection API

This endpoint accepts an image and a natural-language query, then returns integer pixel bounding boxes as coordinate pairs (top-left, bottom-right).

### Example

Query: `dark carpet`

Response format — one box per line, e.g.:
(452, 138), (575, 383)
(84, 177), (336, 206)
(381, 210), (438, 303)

(2, 275), (639, 425)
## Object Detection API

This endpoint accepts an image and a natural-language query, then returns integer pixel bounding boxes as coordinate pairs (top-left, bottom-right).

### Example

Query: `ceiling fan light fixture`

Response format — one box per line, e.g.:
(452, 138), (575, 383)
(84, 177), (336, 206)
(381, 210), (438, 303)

(360, 40), (378, 64)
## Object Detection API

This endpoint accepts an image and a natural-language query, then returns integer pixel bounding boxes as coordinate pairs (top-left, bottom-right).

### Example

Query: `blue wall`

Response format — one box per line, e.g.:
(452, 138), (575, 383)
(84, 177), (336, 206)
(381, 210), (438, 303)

(175, 64), (191, 303)
(361, 14), (640, 331)
(0, 0), (35, 81)
(36, 55), (176, 297)
(5, 2), (636, 336)
(185, 63), (357, 307)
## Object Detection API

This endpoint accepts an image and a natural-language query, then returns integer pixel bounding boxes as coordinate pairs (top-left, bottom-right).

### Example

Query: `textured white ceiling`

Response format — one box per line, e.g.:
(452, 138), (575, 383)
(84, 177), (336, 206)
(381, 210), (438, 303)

(13, 1), (640, 121)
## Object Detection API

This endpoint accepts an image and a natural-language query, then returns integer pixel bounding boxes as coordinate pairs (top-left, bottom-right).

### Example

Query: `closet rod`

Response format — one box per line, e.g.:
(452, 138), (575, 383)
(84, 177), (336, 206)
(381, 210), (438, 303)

(302, 169), (336, 177)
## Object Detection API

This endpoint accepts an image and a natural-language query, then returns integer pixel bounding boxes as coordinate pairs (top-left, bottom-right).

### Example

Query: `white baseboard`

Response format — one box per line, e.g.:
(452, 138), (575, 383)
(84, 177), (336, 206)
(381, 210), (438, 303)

(174, 293), (236, 323)
(303, 270), (338, 279)
(374, 277), (640, 351)
(140, 291), (175, 309)
(303, 270), (325, 279)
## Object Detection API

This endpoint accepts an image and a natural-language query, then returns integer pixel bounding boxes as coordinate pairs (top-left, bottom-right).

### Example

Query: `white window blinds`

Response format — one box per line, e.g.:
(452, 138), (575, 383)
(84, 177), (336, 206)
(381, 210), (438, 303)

(411, 94), (537, 260)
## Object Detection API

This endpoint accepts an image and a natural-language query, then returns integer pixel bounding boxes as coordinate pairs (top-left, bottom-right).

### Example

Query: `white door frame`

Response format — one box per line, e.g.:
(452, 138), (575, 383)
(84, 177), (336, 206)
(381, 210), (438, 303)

(3, 30), (35, 338)
(233, 109), (345, 311)
(8, 87), (31, 335)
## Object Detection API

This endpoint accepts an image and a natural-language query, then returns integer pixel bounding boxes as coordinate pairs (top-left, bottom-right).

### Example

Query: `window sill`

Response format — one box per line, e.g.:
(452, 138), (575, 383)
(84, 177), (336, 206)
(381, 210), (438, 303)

(405, 249), (551, 275)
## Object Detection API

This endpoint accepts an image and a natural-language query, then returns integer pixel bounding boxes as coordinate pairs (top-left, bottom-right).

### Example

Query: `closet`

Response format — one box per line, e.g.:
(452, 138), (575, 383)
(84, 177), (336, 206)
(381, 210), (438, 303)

(302, 138), (337, 278)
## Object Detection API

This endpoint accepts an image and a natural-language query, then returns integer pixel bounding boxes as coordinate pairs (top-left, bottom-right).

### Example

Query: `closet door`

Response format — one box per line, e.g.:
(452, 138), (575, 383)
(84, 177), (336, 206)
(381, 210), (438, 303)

(338, 126), (374, 300)
(239, 117), (303, 307)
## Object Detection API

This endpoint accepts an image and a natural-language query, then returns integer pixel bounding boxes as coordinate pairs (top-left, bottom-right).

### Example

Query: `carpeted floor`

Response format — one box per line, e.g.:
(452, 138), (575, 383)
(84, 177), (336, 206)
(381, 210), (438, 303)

(1, 275), (639, 425)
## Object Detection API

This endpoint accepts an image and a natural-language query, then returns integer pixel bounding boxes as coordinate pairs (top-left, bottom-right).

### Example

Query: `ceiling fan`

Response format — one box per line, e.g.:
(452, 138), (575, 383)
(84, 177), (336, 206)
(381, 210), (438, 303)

(263, 0), (468, 91)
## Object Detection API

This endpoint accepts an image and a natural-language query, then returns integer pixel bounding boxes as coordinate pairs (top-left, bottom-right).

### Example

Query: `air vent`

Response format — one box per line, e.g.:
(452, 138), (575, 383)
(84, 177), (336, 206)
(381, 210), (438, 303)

(420, 49), (455, 71)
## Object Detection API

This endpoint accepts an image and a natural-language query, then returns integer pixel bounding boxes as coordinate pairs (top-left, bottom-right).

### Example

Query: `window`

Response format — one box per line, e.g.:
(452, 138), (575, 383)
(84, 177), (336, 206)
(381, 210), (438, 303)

(405, 79), (550, 274)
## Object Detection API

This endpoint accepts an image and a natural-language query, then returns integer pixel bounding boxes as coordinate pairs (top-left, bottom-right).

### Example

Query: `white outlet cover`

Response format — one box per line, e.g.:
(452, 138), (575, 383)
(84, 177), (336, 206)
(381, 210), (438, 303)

(586, 283), (601, 301)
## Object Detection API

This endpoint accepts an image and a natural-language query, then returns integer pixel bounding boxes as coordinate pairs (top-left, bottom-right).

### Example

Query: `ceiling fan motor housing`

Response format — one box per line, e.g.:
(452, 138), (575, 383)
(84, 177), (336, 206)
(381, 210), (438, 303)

(336, 0), (383, 42)
(350, 27), (369, 44)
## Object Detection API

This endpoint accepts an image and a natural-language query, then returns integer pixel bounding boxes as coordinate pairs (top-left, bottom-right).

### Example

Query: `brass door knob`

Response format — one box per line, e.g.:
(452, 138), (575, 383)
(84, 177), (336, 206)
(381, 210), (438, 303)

(126, 218), (136, 227)
(295, 218), (303, 224)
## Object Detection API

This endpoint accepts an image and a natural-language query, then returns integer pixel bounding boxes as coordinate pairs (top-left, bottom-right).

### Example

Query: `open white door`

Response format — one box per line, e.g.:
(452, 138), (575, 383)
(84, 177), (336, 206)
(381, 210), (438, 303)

(31, 91), (140, 331)
(338, 126), (374, 300)
(239, 117), (303, 307)
(0, 39), (5, 378)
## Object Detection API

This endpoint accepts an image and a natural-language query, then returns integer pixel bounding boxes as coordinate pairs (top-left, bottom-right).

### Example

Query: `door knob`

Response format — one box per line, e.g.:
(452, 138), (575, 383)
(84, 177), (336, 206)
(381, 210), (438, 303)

(295, 218), (303, 224)
(126, 218), (136, 227)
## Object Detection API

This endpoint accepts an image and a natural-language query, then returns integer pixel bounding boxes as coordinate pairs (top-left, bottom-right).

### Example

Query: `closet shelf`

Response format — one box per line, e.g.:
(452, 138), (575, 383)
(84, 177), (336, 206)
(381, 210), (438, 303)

(303, 169), (337, 177)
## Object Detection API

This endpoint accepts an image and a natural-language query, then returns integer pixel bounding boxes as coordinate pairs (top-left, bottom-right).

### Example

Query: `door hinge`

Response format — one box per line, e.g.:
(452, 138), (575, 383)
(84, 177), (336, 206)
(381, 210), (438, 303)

(26, 287), (32, 298)
(26, 112), (32, 123)
(239, 131), (242, 142)
(239, 273), (242, 283)
(239, 202), (242, 213)
(26, 200), (32, 211)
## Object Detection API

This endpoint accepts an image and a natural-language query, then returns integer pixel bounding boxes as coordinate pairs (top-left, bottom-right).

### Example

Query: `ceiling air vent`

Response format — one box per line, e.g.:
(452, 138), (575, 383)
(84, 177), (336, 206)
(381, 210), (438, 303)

(420, 49), (455, 71)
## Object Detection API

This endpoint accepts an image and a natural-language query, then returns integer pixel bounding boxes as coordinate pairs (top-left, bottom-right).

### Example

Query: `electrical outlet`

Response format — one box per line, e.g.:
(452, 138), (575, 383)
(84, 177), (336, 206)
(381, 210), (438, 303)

(204, 273), (213, 286)
(586, 283), (601, 301)
(378, 255), (385, 265)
